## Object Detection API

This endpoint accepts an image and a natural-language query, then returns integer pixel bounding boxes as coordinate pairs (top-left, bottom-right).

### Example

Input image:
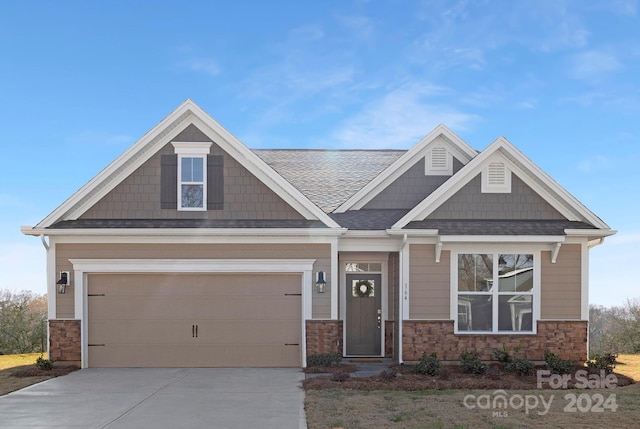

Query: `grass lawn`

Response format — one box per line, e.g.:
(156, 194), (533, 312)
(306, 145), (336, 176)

(0, 353), (78, 397)
(305, 354), (640, 429)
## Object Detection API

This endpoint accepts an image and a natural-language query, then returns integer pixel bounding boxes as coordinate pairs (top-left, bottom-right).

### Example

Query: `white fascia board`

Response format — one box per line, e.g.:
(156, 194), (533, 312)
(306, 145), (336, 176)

(36, 99), (340, 229)
(69, 258), (316, 273)
(22, 227), (346, 242)
(338, 237), (403, 252)
(334, 125), (477, 213)
(438, 235), (566, 243)
(386, 229), (439, 237)
(36, 100), (198, 228)
(565, 229), (617, 238)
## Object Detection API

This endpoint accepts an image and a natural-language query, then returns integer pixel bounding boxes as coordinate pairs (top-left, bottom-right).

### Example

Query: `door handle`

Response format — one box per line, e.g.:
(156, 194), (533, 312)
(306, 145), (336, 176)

(377, 308), (382, 329)
(192, 325), (195, 338)
(195, 325), (198, 338)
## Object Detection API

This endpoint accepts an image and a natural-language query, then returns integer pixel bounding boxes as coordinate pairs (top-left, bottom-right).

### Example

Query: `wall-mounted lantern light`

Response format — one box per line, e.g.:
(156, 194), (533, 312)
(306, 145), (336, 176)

(315, 271), (327, 293)
(56, 271), (69, 294)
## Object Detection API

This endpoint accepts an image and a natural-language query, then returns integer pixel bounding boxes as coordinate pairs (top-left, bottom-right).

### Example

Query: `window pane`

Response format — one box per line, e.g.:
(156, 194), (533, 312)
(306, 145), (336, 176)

(192, 157), (204, 182)
(181, 184), (203, 208)
(498, 295), (533, 331)
(458, 295), (492, 331)
(498, 254), (533, 292)
(181, 157), (193, 182)
(458, 254), (493, 291)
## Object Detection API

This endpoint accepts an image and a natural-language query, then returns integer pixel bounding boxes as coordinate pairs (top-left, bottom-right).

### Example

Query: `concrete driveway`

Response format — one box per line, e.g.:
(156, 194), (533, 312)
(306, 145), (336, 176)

(0, 368), (307, 429)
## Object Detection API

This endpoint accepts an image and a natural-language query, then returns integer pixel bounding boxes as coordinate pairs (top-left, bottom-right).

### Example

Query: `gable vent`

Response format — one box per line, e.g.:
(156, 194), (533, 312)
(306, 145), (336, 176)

(426, 146), (452, 175)
(487, 162), (506, 185)
(482, 161), (511, 193)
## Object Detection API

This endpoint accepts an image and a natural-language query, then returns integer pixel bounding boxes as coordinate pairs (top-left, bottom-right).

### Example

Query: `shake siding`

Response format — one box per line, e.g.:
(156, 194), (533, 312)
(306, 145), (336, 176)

(55, 243), (331, 319)
(363, 157), (463, 210)
(81, 140), (303, 220)
(541, 244), (582, 319)
(409, 245), (450, 319)
(427, 174), (565, 219)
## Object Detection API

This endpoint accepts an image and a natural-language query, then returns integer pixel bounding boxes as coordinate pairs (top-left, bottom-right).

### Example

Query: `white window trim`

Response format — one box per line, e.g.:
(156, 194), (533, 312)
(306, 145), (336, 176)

(450, 247), (540, 335)
(172, 141), (212, 211)
(425, 146), (453, 176)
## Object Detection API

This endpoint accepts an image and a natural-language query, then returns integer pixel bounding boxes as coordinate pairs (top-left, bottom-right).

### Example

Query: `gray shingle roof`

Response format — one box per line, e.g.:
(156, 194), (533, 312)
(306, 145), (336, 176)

(50, 219), (328, 229)
(403, 219), (596, 235)
(254, 149), (405, 212)
(329, 209), (411, 230)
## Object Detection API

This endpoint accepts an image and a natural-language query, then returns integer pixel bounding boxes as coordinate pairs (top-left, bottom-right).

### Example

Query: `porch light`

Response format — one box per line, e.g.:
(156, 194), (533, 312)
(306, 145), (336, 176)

(56, 272), (69, 294)
(315, 271), (327, 293)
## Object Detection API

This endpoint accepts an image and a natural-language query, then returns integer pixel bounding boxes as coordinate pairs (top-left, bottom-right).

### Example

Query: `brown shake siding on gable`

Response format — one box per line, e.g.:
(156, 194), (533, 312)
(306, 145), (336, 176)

(80, 143), (304, 220)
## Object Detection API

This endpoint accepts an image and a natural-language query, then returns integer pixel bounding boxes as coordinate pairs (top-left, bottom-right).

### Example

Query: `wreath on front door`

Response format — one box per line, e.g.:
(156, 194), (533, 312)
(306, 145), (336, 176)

(355, 279), (374, 297)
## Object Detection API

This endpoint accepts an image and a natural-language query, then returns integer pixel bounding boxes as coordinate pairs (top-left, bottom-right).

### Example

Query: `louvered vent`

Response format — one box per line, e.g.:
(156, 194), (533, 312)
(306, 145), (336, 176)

(487, 162), (506, 185)
(431, 147), (448, 170)
(426, 146), (452, 175)
(482, 161), (511, 193)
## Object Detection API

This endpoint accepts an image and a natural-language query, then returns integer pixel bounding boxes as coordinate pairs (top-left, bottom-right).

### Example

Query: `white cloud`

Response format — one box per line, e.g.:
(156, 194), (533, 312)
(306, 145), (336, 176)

(569, 50), (622, 82)
(184, 58), (221, 76)
(576, 155), (615, 173)
(331, 83), (478, 148)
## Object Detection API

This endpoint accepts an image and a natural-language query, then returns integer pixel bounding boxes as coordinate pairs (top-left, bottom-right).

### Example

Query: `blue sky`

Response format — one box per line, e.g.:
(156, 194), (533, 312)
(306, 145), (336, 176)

(1, 0), (638, 307)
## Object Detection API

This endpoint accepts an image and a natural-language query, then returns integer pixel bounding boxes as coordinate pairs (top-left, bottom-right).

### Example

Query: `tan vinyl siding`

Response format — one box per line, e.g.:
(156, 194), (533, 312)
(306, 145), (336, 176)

(81, 137), (303, 220)
(541, 244), (582, 319)
(409, 245), (450, 319)
(55, 242), (331, 319)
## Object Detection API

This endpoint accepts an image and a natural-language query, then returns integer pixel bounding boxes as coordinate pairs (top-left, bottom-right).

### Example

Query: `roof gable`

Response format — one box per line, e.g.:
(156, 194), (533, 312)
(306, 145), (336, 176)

(334, 124), (478, 213)
(391, 137), (611, 230)
(35, 100), (341, 229)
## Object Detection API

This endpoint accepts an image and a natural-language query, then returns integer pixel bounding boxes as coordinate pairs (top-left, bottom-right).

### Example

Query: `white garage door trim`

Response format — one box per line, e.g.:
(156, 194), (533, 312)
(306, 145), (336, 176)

(69, 258), (316, 368)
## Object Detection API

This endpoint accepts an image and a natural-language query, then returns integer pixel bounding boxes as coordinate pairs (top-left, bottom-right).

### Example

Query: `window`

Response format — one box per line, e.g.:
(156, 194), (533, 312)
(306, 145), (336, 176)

(455, 252), (535, 333)
(170, 141), (213, 211)
(179, 156), (206, 209)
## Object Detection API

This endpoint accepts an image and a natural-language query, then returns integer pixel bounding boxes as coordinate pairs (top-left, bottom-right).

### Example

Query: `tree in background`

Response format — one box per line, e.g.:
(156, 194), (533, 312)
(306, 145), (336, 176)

(589, 299), (640, 355)
(0, 290), (47, 354)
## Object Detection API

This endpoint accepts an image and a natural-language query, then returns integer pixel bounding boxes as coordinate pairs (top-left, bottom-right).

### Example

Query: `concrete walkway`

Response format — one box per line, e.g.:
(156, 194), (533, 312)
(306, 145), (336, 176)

(0, 368), (307, 429)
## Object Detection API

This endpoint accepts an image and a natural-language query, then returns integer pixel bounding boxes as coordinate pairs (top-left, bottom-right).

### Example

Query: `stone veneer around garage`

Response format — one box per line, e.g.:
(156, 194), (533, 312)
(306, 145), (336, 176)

(402, 320), (587, 362)
(305, 320), (343, 358)
(49, 320), (81, 364)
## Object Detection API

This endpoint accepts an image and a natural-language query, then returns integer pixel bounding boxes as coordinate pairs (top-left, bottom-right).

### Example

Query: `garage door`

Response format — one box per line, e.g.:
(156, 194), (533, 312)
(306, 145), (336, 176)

(87, 273), (302, 367)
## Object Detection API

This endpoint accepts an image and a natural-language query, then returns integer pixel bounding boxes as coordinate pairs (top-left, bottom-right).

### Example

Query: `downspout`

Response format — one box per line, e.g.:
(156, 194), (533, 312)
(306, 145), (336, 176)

(39, 234), (52, 358)
(398, 234), (408, 364)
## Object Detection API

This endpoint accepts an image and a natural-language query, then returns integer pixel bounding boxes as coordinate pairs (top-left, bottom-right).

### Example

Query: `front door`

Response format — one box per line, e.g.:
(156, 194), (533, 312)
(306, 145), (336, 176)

(346, 273), (382, 355)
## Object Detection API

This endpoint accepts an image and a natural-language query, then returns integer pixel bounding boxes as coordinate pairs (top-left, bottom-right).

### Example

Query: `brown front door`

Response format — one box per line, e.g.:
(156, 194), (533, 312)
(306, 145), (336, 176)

(346, 273), (382, 355)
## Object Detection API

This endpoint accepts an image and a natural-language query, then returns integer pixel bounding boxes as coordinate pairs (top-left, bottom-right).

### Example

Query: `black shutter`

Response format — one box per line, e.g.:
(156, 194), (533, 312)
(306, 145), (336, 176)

(207, 155), (224, 210)
(161, 155), (177, 209)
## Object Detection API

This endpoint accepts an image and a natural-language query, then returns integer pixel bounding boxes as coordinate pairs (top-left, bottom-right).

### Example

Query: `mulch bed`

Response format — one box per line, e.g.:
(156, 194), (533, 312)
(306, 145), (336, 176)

(11, 365), (80, 378)
(303, 364), (635, 391)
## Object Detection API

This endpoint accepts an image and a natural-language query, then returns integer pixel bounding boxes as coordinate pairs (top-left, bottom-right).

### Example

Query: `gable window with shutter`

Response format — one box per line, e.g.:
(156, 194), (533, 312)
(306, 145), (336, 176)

(161, 141), (224, 211)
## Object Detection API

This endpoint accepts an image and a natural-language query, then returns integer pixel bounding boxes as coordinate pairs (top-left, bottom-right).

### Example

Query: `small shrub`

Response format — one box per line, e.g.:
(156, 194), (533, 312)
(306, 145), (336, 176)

(544, 350), (576, 374)
(414, 352), (442, 376)
(493, 344), (533, 376)
(586, 353), (617, 374)
(306, 352), (342, 367)
(486, 366), (502, 380)
(460, 351), (487, 374)
(35, 355), (53, 370)
(379, 369), (398, 381)
(505, 357), (534, 376)
(331, 372), (351, 382)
